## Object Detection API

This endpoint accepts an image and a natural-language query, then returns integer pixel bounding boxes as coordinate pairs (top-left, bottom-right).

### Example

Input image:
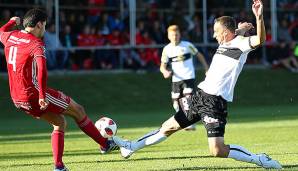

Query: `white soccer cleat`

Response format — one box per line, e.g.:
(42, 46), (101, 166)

(257, 153), (282, 169)
(113, 136), (135, 159)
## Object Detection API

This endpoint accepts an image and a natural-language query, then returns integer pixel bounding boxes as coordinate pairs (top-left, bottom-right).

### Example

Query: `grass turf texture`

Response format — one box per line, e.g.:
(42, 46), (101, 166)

(0, 69), (297, 170)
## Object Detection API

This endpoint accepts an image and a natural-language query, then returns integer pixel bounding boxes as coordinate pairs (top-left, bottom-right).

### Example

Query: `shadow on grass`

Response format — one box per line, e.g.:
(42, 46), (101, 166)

(0, 133), (87, 142)
(153, 164), (298, 171)
(3, 158), (297, 170)
(0, 147), (206, 160)
(1, 155), (212, 168)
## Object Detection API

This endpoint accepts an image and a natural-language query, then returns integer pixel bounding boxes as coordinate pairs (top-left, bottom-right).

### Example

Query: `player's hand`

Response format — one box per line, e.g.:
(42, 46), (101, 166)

(252, 0), (263, 19)
(10, 17), (21, 25)
(39, 98), (49, 110)
(236, 22), (254, 36)
(162, 70), (172, 79)
(237, 22), (254, 31)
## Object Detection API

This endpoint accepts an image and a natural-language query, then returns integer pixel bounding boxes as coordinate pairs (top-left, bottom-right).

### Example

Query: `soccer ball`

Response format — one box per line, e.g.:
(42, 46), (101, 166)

(95, 117), (117, 138)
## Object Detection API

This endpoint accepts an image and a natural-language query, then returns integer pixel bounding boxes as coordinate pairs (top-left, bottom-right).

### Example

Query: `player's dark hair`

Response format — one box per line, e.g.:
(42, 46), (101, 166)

(23, 8), (47, 28)
(215, 16), (236, 33)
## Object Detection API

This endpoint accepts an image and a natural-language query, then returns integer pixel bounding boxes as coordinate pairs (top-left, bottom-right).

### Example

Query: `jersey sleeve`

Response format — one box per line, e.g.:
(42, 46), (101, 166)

(0, 20), (16, 44)
(33, 45), (47, 99)
(188, 42), (199, 55)
(161, 47), (169, 63)
(236, 36), (254, 52)
(32, 44), (47, 58)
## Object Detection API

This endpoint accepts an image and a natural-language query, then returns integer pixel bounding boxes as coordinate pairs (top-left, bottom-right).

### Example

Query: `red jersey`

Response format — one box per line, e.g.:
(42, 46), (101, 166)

(0, 20), (47, 102)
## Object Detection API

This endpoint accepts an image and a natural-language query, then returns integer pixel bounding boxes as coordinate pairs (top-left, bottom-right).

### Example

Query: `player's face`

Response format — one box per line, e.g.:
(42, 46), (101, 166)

(168, 30), (180, 44)
(213, 22), (226, 44)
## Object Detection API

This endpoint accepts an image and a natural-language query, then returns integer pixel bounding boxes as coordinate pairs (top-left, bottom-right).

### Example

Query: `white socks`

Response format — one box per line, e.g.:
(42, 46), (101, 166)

(131, 130), (167, 151)
(228, 144), (261, 165)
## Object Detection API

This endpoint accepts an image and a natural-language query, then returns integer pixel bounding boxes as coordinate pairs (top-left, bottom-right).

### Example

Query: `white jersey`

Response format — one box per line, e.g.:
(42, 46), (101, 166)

(161, 41), (198, 82)
(198, 36), (254, 102)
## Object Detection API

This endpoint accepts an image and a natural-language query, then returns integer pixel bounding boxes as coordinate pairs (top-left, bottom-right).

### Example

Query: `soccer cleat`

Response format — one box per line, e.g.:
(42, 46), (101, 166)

(113, 136), (135, 159)
(257, 153), (282, 169)
(100, 139), (119, 154)
(54, 166), (68, 171)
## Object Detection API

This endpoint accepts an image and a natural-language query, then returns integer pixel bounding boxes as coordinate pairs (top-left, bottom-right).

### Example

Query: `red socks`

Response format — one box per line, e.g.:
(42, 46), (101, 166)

(51, 116), (107, 168)
(51, 130), (64, 168)
(77, 116), (107, 148)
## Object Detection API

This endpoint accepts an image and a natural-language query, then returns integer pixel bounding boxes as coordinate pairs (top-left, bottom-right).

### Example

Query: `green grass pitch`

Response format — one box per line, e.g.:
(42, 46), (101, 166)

(0, 69), (297, 170)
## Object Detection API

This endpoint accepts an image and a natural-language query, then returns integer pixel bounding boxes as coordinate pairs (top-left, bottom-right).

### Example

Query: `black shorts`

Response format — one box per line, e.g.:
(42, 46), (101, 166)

(171, 79), (195, 99)
(174, 89), (228, 137)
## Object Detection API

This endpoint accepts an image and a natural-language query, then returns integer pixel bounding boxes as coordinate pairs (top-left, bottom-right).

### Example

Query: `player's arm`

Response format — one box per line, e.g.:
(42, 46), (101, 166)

(36, 56), (49, 110)
(34, 46), (49, 110)
(160, 62), (172, 79)
(249, 0), (266, 48)
(196, 52), (209, 72)
(0, 17), (21, 43)
(0, 17), (20, 32)
(160, 48), (172, 79)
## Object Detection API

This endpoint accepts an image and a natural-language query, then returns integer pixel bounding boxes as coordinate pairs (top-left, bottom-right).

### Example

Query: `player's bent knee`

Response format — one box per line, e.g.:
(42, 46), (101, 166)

(160, 119), (180, 136)
(53, 117), (67, 131)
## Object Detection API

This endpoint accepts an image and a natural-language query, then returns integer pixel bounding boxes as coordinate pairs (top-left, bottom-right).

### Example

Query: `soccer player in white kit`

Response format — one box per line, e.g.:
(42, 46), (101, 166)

(160, 25), (209, 130)
(114, 0), (282, 169)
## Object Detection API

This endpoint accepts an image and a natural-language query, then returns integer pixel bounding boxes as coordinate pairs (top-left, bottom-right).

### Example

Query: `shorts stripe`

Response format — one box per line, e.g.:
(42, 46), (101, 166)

(46, 93), (68, 109)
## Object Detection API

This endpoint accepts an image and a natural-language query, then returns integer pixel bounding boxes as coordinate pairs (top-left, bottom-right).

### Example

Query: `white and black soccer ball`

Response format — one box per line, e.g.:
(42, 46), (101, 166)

(95, 117), (117, 138)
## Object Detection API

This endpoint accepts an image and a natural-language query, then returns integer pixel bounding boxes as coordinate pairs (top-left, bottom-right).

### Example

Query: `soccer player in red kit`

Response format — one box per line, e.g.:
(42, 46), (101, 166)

(0, 9), (117, 171)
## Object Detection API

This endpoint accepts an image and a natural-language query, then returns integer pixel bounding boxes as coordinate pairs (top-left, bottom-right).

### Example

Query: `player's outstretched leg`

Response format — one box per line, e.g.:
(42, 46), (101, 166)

(228, 144), (282, 169)
(208, 137), (282, 169)
(113, 129), (166, 158)
(114, 116), (181, 158)
(63, 99), (118, 153)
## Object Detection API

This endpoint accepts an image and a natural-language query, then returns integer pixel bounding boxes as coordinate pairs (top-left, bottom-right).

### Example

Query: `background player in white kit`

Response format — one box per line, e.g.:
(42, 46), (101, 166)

(160, 25), (209, 130)
(113, 0), (282, 169)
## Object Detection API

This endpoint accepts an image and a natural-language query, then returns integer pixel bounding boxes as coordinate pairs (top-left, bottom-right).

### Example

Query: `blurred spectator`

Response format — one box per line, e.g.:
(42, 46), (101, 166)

(94, 29), (121, 69)
(294, 43), (298, 57)
(98, 13), (110, 35)
(76, 25), (95, 70)
(189, 15), (203, 43)
(1, 0), (297, 71)
(71, 13), (86, 34)
(44, 23), (69, 70)
(88, 0), (105, 25)
(0, 9), (11, 72)
(137, 31), (160, 69)
(108, 12), (125, 31)
(277, 19), (292, 41)
(278, 0), (298, 9)
(119, 49), (146, 70)
(271, 42), (298, 72)
(60, 24), (77, 70)
(149, 20), (165, 44)
(288, 14), (298, 41)
(0, 9), (11, 26)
